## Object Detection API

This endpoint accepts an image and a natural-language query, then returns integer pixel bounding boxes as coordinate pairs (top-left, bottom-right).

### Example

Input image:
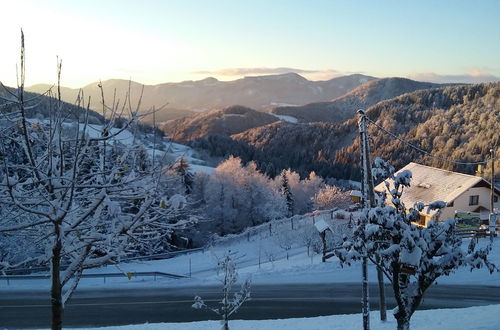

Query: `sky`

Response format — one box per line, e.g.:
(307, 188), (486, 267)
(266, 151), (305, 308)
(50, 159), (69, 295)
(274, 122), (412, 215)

(0, 0), (499, 88)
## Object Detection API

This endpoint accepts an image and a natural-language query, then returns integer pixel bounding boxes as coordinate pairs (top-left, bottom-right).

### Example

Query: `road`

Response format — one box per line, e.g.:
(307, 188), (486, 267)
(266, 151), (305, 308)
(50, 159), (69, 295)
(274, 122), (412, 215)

(1, 284), (499, 328)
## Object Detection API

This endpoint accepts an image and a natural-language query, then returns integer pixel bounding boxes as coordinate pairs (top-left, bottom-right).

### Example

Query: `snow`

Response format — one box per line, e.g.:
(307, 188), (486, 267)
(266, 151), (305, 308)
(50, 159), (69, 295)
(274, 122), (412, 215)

(189, 164), (215, 174)
(399, 246), (423, 267)
(3, 210), (499, 293)
(350, 190), (362, 197)
(164, 142), (215, 174)
(3, 210), (500, 329)
(269, 102), (299, 107)
(270, 114), (299, 123)
(54, 304), (500, 330)
(314, 219), (332, 233)
(27, 119), (216, 175)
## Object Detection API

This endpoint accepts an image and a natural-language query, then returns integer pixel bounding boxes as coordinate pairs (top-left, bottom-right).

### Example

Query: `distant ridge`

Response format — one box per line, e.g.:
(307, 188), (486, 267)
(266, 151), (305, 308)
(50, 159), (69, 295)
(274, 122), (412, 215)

(271, 77), (443, 123)
(27, 73), (376, 122)
(161, 105), (280, 143)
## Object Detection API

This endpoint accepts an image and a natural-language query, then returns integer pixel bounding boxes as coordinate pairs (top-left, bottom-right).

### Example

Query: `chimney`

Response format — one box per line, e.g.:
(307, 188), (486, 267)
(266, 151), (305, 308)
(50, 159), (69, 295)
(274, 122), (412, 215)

(476, 164), (484, 177)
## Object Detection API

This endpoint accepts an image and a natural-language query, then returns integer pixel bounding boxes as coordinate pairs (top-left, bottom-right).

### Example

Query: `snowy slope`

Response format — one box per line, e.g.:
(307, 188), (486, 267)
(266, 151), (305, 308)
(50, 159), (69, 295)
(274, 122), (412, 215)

(66, 121), (215, 174)
(4, 210), (499, 292)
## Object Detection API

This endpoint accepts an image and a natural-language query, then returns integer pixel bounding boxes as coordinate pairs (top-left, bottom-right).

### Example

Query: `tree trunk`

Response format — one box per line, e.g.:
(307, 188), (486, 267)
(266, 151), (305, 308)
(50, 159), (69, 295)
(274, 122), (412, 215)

(396, 316), (410, 330)
(361, 256), (370, 330)
(51, 223), (63, 330)
(375, 254), (387, 321)
(222, 318), (229, 330)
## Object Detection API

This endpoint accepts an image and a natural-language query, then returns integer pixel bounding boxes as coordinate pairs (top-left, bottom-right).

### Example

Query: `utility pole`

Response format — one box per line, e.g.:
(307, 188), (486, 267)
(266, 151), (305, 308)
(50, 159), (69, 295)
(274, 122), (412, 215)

(490, 148), (496, 240)
(358, 110), (371, 330)
(358, 110), (387, 328)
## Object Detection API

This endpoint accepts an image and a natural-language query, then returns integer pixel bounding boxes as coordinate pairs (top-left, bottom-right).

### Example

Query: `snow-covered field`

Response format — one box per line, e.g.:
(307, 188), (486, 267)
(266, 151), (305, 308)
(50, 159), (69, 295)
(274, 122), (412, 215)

(60, 304), (500, 330)
(270, 113), (299, 123)
(3, 210), (499, 292)
(1, 160), (498, 329)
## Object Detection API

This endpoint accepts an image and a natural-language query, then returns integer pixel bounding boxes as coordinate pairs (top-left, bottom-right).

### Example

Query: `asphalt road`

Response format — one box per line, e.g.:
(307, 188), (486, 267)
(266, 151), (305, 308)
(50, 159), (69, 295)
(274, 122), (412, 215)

(1, 284), (500, 329)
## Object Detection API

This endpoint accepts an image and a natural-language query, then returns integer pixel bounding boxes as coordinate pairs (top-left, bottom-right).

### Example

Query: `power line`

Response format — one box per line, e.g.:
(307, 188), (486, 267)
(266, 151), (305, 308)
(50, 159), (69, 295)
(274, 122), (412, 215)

(364, 115), (488, 166)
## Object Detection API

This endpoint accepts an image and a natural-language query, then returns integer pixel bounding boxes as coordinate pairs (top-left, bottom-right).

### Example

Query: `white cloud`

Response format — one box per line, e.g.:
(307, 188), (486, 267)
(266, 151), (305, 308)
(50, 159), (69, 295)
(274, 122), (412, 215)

(191, 67), (347, 81)
(408, 70), (499, 84)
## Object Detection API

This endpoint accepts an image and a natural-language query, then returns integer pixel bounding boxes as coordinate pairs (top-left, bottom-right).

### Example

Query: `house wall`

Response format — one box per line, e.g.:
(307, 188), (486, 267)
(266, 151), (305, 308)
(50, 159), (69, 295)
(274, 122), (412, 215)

(436, 186), (500, 223)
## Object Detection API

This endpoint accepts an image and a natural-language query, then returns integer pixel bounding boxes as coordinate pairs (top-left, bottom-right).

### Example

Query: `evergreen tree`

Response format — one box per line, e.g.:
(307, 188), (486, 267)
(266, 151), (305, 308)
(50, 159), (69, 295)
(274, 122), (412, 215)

(280, 170), (294, 217)
(172, 156), (194, 194)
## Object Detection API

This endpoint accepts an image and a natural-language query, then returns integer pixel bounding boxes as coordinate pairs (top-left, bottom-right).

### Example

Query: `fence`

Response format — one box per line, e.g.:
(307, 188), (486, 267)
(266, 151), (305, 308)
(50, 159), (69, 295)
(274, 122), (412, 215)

(454, 225), (500, 239)
(0, 271), (186, 286)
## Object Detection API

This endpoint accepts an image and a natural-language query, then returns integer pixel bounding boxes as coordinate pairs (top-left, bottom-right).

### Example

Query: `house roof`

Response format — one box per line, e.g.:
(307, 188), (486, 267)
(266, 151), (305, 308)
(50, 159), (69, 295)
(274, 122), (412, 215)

(314, 219), (333, 233)
(350, 190), (362, 197)
(375, 162), (497, 213)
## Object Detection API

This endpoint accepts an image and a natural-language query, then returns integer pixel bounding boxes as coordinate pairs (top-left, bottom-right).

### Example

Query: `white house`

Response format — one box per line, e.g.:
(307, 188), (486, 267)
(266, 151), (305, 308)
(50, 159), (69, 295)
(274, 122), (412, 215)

(375, 162), (500, 226)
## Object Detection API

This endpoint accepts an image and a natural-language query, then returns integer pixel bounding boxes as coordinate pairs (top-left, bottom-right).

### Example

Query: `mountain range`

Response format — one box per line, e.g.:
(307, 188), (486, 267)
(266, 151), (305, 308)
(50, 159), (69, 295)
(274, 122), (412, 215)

(271, 77), (443, 123)
(26, 73), (375, 123)
(188, 82), (500, 180)
(163, 77), (445, 143)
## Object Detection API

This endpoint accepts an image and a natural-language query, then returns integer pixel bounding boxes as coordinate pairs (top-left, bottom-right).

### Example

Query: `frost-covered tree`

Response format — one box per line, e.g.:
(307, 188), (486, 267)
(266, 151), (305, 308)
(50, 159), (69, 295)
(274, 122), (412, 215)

(193, 252), (251, 330)
(204, 157), (286, 235)
(0, 33), (190, 330)
(335, 161), (497, 330)
(313, 184), (351, 210)
(274, 169), (324, 215)
(300, 224), (319, 257)
(276, 227), (296, 260)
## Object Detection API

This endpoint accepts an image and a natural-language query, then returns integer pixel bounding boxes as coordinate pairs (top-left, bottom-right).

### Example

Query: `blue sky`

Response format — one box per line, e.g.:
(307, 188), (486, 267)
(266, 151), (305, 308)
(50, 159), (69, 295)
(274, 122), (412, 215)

(0, 0), (499, 87)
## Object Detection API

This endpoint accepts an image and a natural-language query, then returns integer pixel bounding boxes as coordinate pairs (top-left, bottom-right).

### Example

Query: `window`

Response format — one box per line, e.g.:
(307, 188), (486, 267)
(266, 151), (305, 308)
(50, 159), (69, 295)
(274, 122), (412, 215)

(495, 195), (499, 203)
(469, 195), (479, 206)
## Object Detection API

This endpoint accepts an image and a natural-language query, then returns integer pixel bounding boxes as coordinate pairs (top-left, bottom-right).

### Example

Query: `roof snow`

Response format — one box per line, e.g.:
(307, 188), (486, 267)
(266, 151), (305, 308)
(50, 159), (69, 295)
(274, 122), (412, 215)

(314, 219), (333, 233)
(375, 162), (493, 210)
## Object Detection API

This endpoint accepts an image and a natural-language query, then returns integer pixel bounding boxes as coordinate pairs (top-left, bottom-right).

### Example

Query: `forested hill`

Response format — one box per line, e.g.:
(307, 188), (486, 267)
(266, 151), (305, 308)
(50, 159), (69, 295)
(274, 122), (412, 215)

(193, 83), (499, 180)
(336, 82), (500, 177)
(162, 105), (280, 143)
(0, 86), (104, 124)
(271, 78), (442, 123)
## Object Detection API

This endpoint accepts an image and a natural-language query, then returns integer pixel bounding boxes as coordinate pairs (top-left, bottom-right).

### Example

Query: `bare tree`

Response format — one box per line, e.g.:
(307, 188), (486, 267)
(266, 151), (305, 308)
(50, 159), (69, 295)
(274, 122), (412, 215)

(193, 252), (251, 330)
(276, 226), (295, 260)
(300, 224), (318, 257)
(0, 31), (188, 330)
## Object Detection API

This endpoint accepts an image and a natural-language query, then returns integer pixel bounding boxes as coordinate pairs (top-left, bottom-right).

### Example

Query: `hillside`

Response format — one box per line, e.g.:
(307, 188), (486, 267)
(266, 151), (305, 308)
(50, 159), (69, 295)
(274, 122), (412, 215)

(162, 105), (280, 143)
(0, 86), (104, 124)
(271, 78), (442, 123)
(194, 83), (500, 180)
(335, 82), (500, 176)
(27, 73), (375, 123)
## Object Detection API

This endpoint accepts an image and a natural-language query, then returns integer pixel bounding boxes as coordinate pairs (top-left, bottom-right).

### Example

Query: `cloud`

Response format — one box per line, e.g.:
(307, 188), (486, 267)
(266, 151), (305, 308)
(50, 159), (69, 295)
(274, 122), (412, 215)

(192, 67), (345, 80)
(408, 69), (500, 84)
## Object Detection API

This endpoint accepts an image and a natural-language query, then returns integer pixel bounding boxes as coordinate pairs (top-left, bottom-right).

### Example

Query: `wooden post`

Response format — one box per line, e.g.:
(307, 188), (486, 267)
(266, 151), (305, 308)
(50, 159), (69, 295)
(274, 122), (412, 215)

(320, 231), (327, 262)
